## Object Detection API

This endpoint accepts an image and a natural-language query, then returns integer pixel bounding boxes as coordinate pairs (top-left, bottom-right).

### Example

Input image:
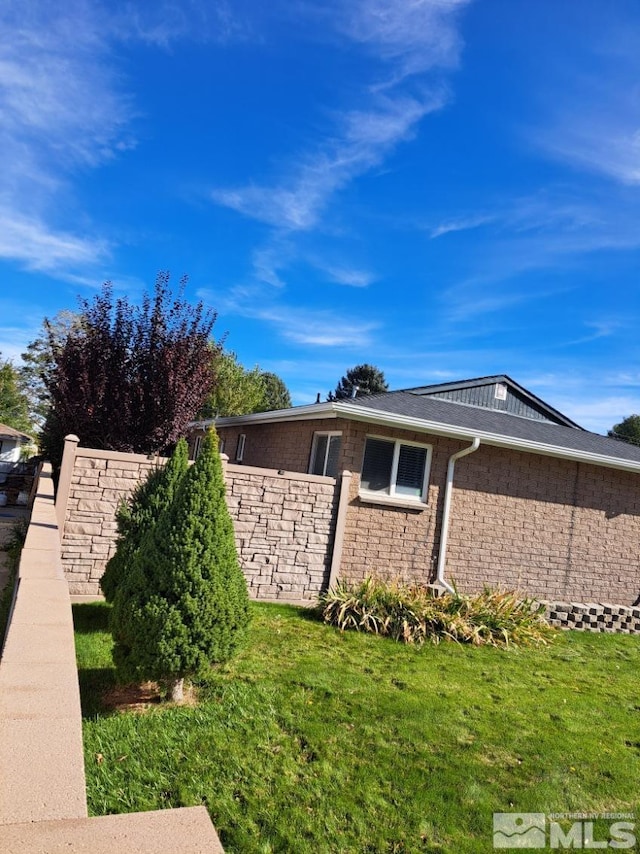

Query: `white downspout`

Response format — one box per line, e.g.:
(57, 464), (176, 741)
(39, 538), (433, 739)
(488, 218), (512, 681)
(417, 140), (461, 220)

(436, 437), (481, 593)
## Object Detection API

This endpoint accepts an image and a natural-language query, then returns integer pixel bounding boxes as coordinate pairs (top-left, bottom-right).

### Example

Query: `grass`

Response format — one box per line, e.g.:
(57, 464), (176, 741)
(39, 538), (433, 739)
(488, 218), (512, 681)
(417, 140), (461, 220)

(0, 520), (27, 644)
(74, 601), (640, 853)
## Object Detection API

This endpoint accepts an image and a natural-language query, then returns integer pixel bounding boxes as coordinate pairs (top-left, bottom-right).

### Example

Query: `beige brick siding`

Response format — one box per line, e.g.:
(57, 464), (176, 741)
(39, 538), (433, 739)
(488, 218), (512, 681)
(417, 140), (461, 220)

(446, 446), (640, 605)
(202, 419), (640, 605)
(338, 424), (458, 585)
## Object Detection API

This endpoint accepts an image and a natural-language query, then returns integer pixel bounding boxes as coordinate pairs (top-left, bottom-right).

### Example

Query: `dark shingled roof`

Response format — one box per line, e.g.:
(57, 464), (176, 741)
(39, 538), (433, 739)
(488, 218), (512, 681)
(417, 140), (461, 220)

(340, 391), (640, 465)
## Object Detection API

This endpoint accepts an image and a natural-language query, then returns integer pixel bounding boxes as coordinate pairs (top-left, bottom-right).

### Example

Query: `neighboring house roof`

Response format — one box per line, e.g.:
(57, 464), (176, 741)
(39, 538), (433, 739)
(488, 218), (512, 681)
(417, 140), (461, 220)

(0, 423), (32, 442)
(193, 377), (640, 474)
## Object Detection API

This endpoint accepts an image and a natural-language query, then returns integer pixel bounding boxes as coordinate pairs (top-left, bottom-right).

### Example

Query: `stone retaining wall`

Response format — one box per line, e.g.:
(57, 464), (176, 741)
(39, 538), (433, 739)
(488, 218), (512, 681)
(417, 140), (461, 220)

(57, 436), (343, 600)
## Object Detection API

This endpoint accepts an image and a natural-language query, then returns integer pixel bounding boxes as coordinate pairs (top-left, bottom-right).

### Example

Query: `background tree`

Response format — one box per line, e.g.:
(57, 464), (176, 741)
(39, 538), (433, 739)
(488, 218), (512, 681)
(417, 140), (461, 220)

(204, 351), (266, 417)
(19, 310), (80, 429)
(110, 428), (250, 701)
(608, 415), (640, 447)
(42, 272), (218, 467)
(0, 357), (33, 435)
(202, 352), (292, 416)
(260, 371), (292, 411)
(331, 363), (389, 400)
(100, 439), (189, 603)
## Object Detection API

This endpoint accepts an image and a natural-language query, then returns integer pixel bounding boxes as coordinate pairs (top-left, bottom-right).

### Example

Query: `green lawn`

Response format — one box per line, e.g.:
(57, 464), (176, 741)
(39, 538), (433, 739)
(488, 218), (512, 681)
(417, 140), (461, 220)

(74, 602), (640, 853)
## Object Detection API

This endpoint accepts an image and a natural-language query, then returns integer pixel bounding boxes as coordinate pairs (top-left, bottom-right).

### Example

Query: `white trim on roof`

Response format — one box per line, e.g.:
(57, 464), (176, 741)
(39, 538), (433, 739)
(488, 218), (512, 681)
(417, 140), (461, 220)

(188, 400), (640, 474)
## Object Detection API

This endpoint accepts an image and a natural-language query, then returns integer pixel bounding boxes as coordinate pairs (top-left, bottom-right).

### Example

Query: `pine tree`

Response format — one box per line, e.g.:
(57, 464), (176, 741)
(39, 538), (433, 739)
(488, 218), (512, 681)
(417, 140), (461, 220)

(332, 363), (389, 400)
(110, 428), (250, 701)
(608, 415), (640, 447)
(100, 439), (189, 603)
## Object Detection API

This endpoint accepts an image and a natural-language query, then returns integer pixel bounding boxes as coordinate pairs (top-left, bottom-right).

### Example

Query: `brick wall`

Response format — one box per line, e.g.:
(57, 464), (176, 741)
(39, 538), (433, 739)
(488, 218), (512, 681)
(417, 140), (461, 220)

(446, 446), (640, 607)
(60, 420), (640, 608)
(193, 418), (348, 472)
(195, 420), (640, 605)
(338, 423), (458, 585)
(58, 438), (340, 601)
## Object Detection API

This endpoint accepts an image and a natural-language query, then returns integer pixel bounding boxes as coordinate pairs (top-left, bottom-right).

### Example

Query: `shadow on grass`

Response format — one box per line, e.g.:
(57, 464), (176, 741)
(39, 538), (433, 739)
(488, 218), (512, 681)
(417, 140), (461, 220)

(73, 601), (110, 633)
(249, 600), (322, 622)
(78, 667), (117, 718)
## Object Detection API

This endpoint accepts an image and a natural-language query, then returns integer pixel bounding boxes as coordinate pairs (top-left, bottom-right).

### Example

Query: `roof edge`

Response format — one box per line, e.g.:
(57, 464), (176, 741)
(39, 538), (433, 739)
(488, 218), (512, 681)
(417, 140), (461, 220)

(334, 402), (640, 473)
(189, 402), (338, 430)
(187, 400), (640, 474)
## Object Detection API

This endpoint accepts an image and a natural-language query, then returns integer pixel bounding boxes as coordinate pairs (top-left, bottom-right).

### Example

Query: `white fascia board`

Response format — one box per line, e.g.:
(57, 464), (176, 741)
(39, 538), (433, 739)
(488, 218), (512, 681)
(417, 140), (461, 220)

(334, 403), (640, 475)
(188, 403), (338, 430)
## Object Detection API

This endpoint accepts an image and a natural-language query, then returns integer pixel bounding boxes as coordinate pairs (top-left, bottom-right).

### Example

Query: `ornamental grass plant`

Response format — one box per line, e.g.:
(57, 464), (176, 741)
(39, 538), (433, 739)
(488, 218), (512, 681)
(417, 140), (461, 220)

(319, 577), (553, 647)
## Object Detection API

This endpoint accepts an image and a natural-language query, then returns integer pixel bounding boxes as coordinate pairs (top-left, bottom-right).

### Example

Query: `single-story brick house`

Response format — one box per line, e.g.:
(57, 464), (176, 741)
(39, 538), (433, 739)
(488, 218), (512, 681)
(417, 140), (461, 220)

(187, 376), (640, 607)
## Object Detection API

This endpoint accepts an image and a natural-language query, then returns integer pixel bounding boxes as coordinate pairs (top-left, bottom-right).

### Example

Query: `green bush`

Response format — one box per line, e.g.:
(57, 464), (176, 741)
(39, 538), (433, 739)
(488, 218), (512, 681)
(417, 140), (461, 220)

(100, 440), (189, 603)
(319, 577), (553, 648)
(110, 428), (250, 700)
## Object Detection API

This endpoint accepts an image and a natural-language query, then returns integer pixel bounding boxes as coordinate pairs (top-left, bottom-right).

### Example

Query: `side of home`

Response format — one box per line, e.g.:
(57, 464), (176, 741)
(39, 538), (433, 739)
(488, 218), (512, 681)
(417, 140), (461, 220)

(188, 376), (640, 607)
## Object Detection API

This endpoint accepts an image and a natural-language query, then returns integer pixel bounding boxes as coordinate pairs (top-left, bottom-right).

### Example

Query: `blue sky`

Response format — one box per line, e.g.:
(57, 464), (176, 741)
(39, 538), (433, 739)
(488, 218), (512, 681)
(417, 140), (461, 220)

(1, 0), (639, 433)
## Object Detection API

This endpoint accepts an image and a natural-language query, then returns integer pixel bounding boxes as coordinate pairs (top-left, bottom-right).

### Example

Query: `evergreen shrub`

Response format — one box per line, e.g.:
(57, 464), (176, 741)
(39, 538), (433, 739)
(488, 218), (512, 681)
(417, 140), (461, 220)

(110, 428), (250, 700)
(100, 439), (189, 603)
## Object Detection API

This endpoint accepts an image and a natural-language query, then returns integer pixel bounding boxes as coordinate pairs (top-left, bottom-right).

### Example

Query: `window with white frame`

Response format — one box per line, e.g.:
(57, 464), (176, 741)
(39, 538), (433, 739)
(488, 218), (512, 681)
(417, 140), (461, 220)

(192, 435), (202, 460)
(235, 433), (246, 462)
(219, 437), (226, 455)
(360, 436), (431, 502)
(309, 432), (341, 477)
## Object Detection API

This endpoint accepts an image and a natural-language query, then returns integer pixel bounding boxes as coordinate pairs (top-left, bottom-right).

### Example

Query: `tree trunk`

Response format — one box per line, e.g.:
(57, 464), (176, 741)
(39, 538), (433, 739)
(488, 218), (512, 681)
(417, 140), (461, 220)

(169, 677), (184, 703)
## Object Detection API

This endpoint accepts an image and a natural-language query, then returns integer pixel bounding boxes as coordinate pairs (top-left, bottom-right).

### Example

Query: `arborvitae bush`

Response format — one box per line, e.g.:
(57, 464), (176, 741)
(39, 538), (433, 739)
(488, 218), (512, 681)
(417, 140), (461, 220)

(110, 428), (250, 700)
(100, 439), (189, 603)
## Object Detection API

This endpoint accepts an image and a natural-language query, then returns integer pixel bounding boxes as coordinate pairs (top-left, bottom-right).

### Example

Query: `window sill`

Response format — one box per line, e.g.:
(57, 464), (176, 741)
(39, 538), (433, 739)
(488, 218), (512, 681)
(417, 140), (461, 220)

(357, 491), (428, 511)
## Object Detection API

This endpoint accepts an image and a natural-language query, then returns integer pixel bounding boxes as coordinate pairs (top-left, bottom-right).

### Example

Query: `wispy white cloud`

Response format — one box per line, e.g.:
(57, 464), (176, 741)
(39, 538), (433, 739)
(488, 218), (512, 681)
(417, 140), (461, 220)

(213, 93), (442, 231)
(212, 0), (472, 340)
(263, 307), (379, 347)
(110, 1), (251, 47)
(199, 284), (380, 348)
(322, 265), (376, 287)
(537, 113), (640, 186)
(530, 19), (640, 186)
(0, 208), (109, 275)
(0, 0), (248, 280)
(333, 0), (468, 83)
(433, 188), (640, 322)
(430, 214), (495, 239)
(213, 1), (470, 230)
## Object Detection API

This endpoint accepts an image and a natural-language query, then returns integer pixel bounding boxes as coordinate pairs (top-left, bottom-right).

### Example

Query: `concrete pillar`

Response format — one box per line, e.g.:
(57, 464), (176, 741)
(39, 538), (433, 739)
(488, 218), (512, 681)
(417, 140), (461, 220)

(327, 470), (352, 591)
(55, 435), (79, 537)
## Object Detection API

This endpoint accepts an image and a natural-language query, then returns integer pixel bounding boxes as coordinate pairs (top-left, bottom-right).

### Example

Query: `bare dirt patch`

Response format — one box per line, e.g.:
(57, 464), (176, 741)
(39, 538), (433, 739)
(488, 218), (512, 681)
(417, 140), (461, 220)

(102, 680), (198, 713)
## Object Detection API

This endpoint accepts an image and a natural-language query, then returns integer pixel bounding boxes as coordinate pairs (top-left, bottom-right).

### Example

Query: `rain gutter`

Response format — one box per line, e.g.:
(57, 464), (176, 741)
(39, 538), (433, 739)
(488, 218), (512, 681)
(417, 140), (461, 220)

(435, 437), (481, 593)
